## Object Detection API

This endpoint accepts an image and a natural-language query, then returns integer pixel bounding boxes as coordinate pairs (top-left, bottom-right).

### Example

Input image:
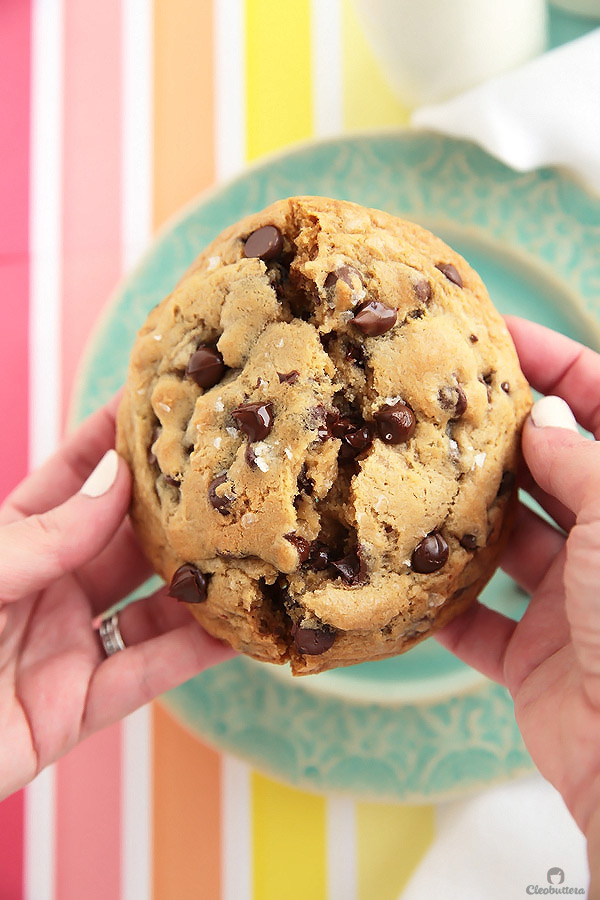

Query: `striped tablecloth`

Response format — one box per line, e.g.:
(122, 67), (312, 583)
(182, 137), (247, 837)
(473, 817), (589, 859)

(0, 2), (593, 899)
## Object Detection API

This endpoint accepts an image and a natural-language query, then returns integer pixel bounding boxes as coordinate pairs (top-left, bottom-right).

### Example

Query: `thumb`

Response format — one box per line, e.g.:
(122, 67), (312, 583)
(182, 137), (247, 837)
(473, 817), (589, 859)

(0, 450), (131, 602)
(523, 395), (600, 515)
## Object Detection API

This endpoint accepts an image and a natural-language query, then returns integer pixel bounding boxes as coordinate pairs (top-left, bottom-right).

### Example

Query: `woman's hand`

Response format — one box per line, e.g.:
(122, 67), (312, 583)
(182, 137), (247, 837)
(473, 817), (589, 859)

(437, 316), (600, 891)
(0, 394), (234, 800)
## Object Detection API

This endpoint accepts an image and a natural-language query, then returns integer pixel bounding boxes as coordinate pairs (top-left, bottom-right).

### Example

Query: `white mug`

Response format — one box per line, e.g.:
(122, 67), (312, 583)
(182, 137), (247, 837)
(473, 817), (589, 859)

(351, 0), (548, 107)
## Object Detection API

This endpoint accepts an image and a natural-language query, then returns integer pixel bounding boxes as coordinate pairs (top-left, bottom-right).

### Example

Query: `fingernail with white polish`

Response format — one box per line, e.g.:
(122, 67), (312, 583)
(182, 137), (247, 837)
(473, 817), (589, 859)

(80, 449), (119, 497)
(530, 396), (579, 432)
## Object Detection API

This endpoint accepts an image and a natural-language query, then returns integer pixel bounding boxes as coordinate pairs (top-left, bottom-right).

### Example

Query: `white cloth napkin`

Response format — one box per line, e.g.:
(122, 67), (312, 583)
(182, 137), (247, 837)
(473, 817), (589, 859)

(400, 774), (589, 899)
(402, 30), (600, 899)
(412, 28), (600, 195)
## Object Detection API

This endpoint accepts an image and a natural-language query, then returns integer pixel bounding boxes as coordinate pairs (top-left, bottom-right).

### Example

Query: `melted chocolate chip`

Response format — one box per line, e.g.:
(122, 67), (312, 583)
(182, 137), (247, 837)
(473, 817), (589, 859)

(284, 532), (311, 563)
(331, 548), (367, 585)
(469, 334), (479, 343)
(297, 463), (315, 496)
(414, 279), (432, 303)
(243, 225), (283, 261)
(324, 265), (362, 290)
(168, 563), (208, 604)
(460, 533), (478, 552)
(411, 532), (449, 574)
(232, 401), (274, 441)
(436, 262), (463, 288)
(374, 401), (416, 444)
(501, 381), (510, 393)
(352, 300), (397, 336)
(244, 442), (257, 469)
(308, 541), (330, 571)
(497, 471), (516, 497)
(208, 473), (234, 514)
(278, 370), (299, 385)
(292, 622), (336, 655)
(345, 344), (365, 368)
(186, 345), (226, 390)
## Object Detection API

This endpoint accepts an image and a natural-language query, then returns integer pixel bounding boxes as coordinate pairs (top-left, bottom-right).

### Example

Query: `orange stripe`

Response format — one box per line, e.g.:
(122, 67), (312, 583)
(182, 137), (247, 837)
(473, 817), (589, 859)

(152, 704), (222, 900)
(152, 0), (215, 229)
(60, 0), (123, 422)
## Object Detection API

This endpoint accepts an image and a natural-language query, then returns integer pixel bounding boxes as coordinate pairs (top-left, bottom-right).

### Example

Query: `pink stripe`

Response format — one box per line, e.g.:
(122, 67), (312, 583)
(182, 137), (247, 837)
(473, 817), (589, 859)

(60, 0), (123, 417)
(0, 0), (31, 505)
(55, 3), (124, 898)
(54, 728), (122, 900)
(0, 1), (31, 893)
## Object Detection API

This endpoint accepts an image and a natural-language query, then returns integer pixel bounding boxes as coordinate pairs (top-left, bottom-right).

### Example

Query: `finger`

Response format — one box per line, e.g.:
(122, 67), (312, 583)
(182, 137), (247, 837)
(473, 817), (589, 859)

(0, 391), (123, 526)
(0, 450), (131, 602)
(564, 514), (600, 708)
(505, 316), (600, 437)
(83, 612), (235, 737)
(519, 467), (575, 534)
(501, 501), (565, 594)
(435, 601), (516, 685)
(523, 397), (600, 516)
(78, 516), (154, 614)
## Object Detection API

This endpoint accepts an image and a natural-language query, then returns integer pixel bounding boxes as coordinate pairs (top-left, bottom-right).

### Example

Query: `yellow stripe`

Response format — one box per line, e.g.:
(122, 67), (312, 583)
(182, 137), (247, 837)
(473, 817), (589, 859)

(357, 803), (435, 900)
(341, 0), (409, 129)
(245, 0), (313, 160)
(252, 773), (327, 900)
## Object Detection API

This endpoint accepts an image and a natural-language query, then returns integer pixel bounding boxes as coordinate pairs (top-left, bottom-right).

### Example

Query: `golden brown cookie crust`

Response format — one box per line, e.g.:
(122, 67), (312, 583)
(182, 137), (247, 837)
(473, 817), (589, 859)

(117, 196), (532, 674)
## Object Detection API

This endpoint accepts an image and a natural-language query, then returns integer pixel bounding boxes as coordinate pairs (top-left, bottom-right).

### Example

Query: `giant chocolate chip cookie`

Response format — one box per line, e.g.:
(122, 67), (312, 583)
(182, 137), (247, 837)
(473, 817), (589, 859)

(117, 197), (532, 674)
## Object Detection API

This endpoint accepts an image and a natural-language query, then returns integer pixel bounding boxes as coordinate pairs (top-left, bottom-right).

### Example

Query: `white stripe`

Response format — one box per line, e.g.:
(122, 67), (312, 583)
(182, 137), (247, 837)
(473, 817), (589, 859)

(311, 0), (343, 136)
(121, 0), (153, 271)
(326, 795), (358, 900)
(121, 707), (153, 900)
(222, 755), (252, 900)
(25, 0), (64, 892)
(214, 0), (246, 181)
(120, 4), (153, 900)
(28, 0), (63, 472)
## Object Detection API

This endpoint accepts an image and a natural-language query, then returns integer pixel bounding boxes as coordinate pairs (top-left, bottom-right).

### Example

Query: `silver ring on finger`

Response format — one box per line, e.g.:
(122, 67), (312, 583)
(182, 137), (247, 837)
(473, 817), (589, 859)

(97, 612), (126, 657)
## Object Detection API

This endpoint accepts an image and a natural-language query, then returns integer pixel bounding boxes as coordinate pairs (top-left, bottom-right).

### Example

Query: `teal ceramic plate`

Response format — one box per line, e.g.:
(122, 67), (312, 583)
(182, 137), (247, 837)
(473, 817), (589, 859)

(73, 132), (600, 802)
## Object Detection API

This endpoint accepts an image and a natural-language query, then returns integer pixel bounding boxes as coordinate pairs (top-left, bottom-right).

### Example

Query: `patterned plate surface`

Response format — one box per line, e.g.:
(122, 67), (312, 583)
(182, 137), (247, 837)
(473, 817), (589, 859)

(73, 132), (600, 802)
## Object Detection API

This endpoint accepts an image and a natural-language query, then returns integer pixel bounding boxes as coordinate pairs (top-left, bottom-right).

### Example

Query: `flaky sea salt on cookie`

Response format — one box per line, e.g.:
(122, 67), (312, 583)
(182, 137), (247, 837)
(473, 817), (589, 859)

(117, 196), (532, 675)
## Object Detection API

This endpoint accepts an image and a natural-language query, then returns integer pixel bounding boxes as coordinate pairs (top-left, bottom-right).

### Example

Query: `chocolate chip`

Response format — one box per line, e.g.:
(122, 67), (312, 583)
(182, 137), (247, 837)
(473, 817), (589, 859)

(501, 381), (510, 393)
(411, 532), (449, 574)
(292, 622), (336, 655)
(186, 345), (226, 389)
(308, 541), (331, 571)
(436, 262), (463, 288)
(244, 442), (257, 469)
(460, 533), (478, 551)
(278, 370), (299, 385)
(331, 548), (367, 585)
(324, 265), (362, 290)
(414, 279), (432, 303)
(232, 401), (274, 441)
(168, 563), (208, 604)
(344, 422), (374, 453)
(243, 225), (283, 261)
(374, 401), (416, 444)
(497, 471), (516, 497)
(439, 385), (468, 419)
(284, 532), (311, 563)
(352, 300), (397, 336)
(208, 473), (234, 514)
(297, 464), (315, 496)
(469, 334), (479, 343)
(345, 344), (365, 368)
